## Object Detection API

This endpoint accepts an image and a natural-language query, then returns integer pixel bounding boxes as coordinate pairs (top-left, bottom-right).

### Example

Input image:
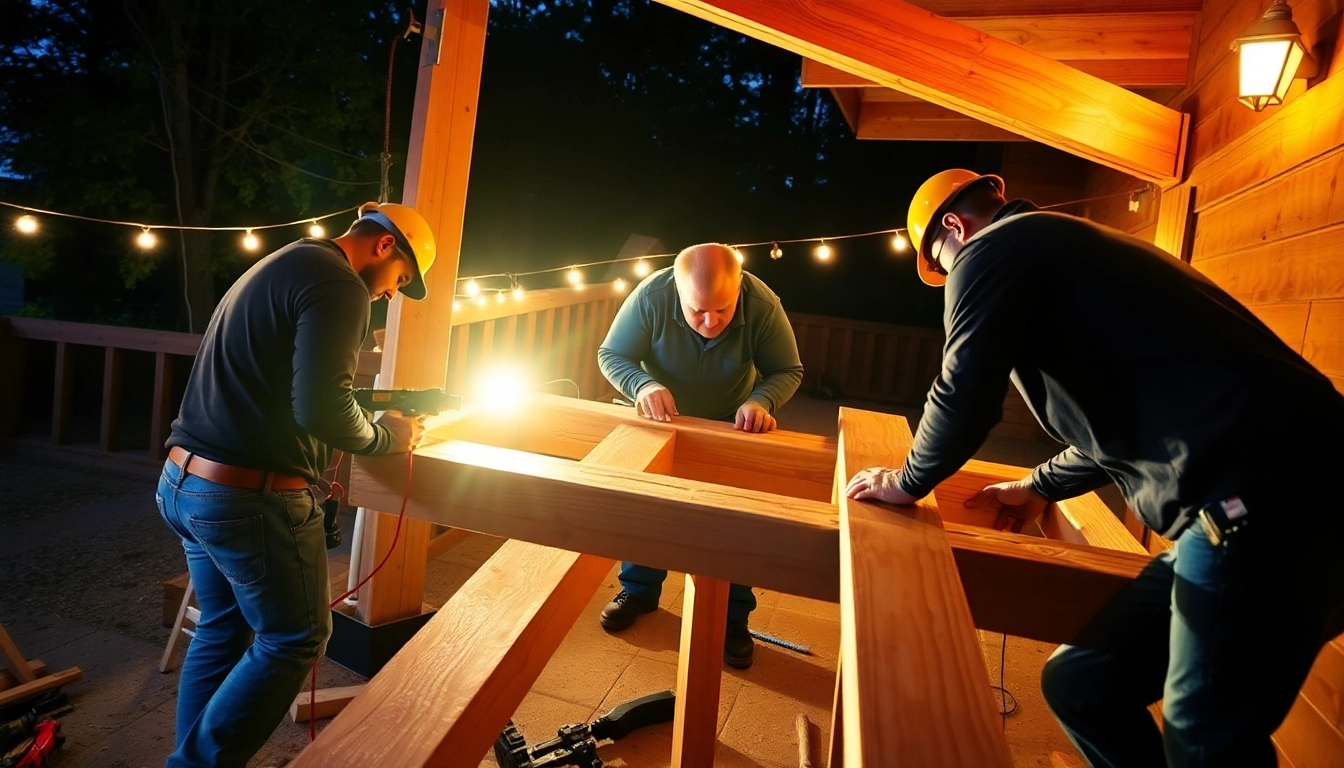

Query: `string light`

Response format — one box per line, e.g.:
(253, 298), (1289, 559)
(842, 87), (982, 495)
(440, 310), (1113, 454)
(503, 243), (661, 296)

(452, 300), (461, 312)
(137, 228), (157, 250)
(512, 285), (525, 301)
(15, 214), (38, 234)
(567, 267), (583, 286)
(495, 290), (506, 304)
(770, 242), (782, 260)
(633, 259), (650, 277)
(891, 232), (908, 252)
(815, 240), (832, 261)
(242, 229), (260, 251)
(733, 248), (744, 264)
(614, 278), (627, 293)
(308, 221), (325, 238)
(464, 280), (481, 298)
(475, 295), (487, 307)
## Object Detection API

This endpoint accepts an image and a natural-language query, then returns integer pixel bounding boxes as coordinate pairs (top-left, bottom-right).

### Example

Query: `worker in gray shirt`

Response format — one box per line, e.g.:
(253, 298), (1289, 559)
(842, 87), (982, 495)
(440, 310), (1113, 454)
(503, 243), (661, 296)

(596, 242), (803, 668)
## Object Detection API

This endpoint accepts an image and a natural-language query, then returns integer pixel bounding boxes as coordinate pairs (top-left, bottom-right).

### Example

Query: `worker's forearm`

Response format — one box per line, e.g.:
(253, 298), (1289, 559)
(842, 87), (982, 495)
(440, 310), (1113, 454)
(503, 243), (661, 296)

(598, 347), (656, 401)
(1030, 446), (1111, 501)
(748, 367), (803, 412)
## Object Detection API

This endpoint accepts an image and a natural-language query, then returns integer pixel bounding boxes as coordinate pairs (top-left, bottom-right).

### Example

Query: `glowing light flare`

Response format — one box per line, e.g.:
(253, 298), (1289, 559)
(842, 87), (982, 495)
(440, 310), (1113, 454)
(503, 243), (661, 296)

(242, 230), (261, 252)
(769, 243), (783, 260)
(452, 300), (461, 312)
(633, 259), (650, 277)
(475, 295), (487, 307)
(476, 368), (529, 414)
(137, 228), (157, 250)
(496, 290), (506, 304)
(15, 214), (38, 234)
(732, 248), (744, 264)
(614, 278), (628, 293)
(567, 267), (583, 286)
(891, 232), (908, 252)
(815, 241), (832, 261)
(512, 286), (525, 301)
(464, 280), (481, 298)
(308, 221), (326, 238)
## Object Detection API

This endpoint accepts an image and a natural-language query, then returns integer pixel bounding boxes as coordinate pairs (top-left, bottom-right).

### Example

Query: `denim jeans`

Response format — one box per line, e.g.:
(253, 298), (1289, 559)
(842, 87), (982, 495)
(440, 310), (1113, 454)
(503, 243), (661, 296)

(619, 562), (757, 623)
(1042, 497), (1344, 767)
(156, 459), (331, 768)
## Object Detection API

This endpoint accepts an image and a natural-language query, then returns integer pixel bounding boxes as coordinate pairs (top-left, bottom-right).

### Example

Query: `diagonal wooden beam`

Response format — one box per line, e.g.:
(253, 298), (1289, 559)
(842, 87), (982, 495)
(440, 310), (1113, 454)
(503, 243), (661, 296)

(857, 101), (1027, 142)
(907, 0), (1202, 14)
(804, 57), (1190, 90)
(293, 424), (677, 768)
(657, 0), (1188, 184)
(836, 407), (1012, 765)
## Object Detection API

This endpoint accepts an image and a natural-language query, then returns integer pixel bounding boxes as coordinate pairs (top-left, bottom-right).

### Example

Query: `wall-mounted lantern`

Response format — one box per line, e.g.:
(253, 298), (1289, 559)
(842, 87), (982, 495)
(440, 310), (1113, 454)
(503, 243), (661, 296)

(1231, 0), (1320, 112)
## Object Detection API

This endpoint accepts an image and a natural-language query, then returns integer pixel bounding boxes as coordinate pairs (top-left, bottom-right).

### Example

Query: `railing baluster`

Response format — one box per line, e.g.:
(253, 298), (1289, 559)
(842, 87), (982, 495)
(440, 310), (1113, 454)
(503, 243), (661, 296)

(51, 341), (73, 445)
(100, 346), (124, 453)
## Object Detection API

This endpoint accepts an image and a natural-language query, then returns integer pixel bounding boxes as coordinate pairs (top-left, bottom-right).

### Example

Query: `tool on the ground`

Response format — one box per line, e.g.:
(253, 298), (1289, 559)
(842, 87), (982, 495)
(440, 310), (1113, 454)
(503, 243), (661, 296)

(749, 629), (811, 655)
(0, 694), (68, 726)
(1, 720), (62, 768)
(494, 690), (676, 768)
(796, 713), (813, 768)
(352, 388), (463, 417)
(0, 712), (34, 754)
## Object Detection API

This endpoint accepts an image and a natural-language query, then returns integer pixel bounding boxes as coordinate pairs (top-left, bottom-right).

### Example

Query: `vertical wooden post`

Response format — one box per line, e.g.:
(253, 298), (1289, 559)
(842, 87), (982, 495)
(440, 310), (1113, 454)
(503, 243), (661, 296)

(671, 573), (730, 767)
(1154, 184), (1196, 261)
(51, 341), (72, 445)
(100, 346), (124, 453)
(0, 321), (23, 438)
(149, 351), (174, 461)
(357, 0), (490, 626)
(827, 662), (844, 768)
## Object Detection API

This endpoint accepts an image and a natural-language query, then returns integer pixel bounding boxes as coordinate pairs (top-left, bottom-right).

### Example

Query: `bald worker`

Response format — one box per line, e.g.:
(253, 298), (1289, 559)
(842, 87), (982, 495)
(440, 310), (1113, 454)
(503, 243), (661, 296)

(596, 243), (804, 668)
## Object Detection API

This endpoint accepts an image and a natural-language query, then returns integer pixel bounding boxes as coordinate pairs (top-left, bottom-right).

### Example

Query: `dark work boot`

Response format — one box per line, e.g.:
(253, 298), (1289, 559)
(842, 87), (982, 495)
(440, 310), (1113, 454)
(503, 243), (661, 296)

(599, 590), (658, 631)
(723, 619), (755, 669)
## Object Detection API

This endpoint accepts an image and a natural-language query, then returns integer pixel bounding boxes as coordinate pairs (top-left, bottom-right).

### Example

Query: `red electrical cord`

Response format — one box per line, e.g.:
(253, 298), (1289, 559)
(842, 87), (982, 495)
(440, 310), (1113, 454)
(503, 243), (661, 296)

(309, 451), (414, 742)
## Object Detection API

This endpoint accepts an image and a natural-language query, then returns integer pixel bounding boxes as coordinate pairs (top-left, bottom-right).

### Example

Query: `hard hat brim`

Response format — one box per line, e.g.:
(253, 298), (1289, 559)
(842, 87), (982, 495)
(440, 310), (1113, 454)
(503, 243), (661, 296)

(360, 209), (430, 300)
(915, 174), (1003, 288)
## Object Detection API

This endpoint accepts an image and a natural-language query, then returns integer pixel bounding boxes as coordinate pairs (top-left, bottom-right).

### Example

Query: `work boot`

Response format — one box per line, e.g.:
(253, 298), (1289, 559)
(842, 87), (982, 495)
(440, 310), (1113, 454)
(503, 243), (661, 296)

(600, 590), (658, 631)
(723, 619), (755, 669)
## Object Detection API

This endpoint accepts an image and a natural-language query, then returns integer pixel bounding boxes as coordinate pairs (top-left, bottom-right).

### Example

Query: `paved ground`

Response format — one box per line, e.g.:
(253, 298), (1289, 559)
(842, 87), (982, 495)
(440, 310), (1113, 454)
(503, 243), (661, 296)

(0, 394), (1086, 766)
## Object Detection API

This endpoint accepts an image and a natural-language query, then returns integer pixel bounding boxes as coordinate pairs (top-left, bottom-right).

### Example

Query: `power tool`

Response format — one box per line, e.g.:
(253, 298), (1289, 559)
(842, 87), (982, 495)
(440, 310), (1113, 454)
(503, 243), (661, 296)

(494, 690), (675, 768)
(352, 388), (462, 417)
(1, 720), (63, 768)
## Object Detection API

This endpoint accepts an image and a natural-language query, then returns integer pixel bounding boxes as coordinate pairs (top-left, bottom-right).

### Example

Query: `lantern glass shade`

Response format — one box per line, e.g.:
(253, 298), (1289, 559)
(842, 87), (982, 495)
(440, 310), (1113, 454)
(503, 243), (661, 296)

(1232, 1), (1317, 112)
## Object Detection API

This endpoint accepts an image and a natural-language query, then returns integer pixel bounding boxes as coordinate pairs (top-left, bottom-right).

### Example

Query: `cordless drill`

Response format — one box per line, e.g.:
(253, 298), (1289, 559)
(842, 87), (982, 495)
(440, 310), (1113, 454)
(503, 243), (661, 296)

(352, 388), (463, 417)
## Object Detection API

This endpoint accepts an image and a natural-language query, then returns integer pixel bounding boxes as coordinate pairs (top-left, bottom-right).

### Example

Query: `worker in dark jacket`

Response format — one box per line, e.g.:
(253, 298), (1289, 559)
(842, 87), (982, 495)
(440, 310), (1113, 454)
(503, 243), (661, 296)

(157, 202), (434, 768)
(845, 169), (1344, 767)
(597, 243), (803, 668)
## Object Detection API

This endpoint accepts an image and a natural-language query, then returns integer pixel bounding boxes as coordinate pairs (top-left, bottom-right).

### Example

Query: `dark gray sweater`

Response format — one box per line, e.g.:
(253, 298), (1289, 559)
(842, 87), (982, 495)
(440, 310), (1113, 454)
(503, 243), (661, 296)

(896, 202), (1344, 537)
(167, 239), (392, 483)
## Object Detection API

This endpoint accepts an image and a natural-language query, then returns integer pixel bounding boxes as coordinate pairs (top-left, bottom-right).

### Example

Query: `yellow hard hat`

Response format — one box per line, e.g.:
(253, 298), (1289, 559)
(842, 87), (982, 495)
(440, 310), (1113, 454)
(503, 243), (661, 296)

(357, 202), (437, 300)
(907, 169), (1004, 287)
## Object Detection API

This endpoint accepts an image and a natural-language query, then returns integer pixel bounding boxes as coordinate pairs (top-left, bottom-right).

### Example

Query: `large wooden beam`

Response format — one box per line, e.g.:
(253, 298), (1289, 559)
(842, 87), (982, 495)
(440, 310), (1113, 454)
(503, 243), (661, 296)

(659, 0), (1188, 183)
(906, 0), (1202, 15)
(804, 57), (1190, 90)
(358, 0), (489, 625)
(836, 407), (1012, 766)
(857, 101), (1027, 142)
(294, 424), (676, 768)
(672, 574), (730, 767)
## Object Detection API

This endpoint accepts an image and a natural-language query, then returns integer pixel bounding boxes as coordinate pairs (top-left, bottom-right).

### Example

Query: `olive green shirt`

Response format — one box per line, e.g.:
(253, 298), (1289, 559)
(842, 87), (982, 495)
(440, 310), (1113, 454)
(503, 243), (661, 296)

(597, 267), (804, 421)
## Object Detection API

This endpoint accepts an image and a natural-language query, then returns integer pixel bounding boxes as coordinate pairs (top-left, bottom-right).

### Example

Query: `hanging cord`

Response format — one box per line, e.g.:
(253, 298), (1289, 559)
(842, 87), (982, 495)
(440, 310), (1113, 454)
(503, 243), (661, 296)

(380, 33), (401, 204)
(991, 632), (1018, 728)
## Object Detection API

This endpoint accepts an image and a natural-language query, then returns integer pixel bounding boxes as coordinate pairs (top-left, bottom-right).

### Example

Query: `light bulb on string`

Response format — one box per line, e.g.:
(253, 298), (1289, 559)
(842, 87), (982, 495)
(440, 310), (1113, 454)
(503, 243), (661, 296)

(464, 280), (481, 298)
(452, 300), (462, 312)
(242, 229), (260, 252)
(815, 240), (832, 261)
(633, 259), (650, 277)
(513, 285), (525, 301)
(496, 290), (506, 304)
(567, 267), (583, 286)
(733, 248), (744, 264)
(15, 214), (38, 234)
(891, 232), (908, 252)
(614, 278), (628, 293)
(770, 243), (783, 260)
(137, 228), (157, 250)
(475, 295), (487, 307)
(308, 221), (325, 238)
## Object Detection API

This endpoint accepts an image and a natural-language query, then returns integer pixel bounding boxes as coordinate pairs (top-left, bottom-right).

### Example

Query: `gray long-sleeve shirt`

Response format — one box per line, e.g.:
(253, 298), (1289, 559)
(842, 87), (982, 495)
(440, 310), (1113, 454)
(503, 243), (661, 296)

(167, 238), (392, 483)
(895, 201), (1344, 538)
(598, 267), (803, 421)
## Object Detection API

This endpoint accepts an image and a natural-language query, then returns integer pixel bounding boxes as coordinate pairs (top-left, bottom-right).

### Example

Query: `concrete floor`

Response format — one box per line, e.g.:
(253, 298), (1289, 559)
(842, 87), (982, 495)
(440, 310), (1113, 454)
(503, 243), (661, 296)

(0, 394), (1085, 767)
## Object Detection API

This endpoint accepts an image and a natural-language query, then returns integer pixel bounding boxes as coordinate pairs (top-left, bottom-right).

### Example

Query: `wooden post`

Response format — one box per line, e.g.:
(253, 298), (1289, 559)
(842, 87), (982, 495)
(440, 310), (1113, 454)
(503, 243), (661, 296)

(827, 663), (844, 768)
(100, 346), (123, 453)
(51, 341), (72, 445)
(0, 320), (22, 438)
(149, 351), (174, 461)
(356, 0), (490, 625)
(671, 574), (730, 767)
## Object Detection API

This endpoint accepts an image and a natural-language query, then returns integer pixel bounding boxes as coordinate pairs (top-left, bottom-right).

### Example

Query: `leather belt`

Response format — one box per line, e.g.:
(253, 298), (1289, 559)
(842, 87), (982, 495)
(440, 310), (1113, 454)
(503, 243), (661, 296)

(168, 446), (310, 491)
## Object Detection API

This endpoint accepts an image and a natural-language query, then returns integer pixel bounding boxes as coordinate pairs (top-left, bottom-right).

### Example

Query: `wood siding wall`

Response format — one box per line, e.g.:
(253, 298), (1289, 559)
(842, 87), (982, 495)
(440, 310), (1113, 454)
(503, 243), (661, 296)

(1077, 1), (1344, 761)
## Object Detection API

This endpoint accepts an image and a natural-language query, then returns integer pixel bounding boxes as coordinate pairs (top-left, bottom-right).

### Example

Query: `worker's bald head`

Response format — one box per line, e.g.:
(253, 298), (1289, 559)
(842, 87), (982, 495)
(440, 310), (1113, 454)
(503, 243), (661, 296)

(673, 243), (743, 339)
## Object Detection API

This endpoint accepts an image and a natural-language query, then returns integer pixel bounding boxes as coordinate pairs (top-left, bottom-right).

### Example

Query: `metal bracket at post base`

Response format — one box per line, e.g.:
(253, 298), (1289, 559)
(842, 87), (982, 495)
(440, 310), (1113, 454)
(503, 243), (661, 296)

(325, 603), (436, 678)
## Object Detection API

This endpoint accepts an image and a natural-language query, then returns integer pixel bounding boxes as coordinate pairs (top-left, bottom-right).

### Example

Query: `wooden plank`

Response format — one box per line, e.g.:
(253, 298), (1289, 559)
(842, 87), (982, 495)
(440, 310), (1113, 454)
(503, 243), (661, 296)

(0, 626), (36, 685)
(653, 0), (1188, 182)
(6, 317), (201, 355)
(99, 346), (123, 452)
(1194, 225), (1344, 305)
(447, 325), (470, 395)
(0, 667), (81, 709)
(1047, 493), (1145, 554)
(906, 0), (1202, 16)
(1301, 637), (1344, 733)
(293, 424), (676, 768)
(1245, 302), (1312, 353)
(149, 351), (174, 461)
(830, 87), (862, 134)
(808, 56), (1190, 88)
(828, 664), (844, 768)
(964, 12), (1193, 61)
(0, 661), (48, 692)
(450, 283), (619, 327)
(1274, 691), (1344, 768)
(671, 574), (730, 767)
(425, 527), (473, 561)
(836, 407), (1012, 766)
(857, 100), (1027, 141)
(1304, 299), (1344, 378)
(1153, 183), (1194, 261)
(289, 684), (367, 723)
(51, 341), (72, 445)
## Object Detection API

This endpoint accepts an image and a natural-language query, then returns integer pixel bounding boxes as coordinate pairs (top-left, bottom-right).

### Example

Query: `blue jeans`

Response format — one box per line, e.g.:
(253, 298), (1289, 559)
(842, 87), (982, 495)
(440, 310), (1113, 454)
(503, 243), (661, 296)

(156, 459), (331, 768)
(619, 562), (757, 623)
(1042, 498), (1344, 767)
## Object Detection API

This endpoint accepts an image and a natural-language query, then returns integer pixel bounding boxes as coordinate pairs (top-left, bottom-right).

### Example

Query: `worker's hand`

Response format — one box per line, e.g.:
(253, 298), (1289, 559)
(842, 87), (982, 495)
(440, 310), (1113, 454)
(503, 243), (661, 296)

(635, 382), (678, 422)
(965, 478), (1048, 533)
(845, 467), (919, 505)
(378, 410), (427, 453)
(734, 401), (777, 433)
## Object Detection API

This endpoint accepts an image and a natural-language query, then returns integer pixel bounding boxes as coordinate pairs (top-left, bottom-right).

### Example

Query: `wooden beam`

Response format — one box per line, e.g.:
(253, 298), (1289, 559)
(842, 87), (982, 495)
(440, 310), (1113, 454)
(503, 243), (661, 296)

(425, 527), (473, 561)
(905, 0), (1202, 15)
(1153, 184), (1195, 261)
(451, 283), (627, 327)
(293, 424), (676, 768)
(857, 100), (1027, 142)
(830, 87), (862, 134)
(836, 407), (1012, 766)
(51, 341), (72, 445)
(100, 346), (123, 453)
(0, 625), (36, 685)
(0, 667), (81, 710)
(805, 57), (1189, 89)
(289, 684), (367, 723)
(963, 13), (1192, 62)
(358, 0), (489, 625)
(149, 351), (174, 461)
(654, 0), (1188, 182)
(671, 574), (730, 767)
(0, 661), (48, 692)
